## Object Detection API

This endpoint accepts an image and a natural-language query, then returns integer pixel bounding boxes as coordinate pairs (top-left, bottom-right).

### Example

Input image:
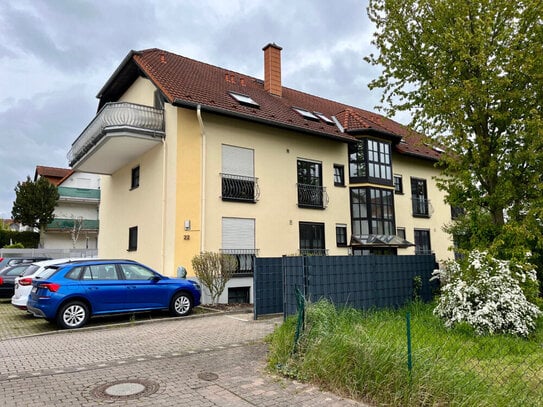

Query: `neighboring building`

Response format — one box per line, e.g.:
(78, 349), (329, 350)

(67, 44), (453, 303)
(34, 166), (100, 249)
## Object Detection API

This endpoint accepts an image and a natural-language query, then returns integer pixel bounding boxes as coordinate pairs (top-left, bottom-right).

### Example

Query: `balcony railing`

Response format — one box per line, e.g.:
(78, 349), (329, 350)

(221, 174), (260, 203)
(67, 102), (165, 166)
(412, 197), (432, 217)
(46, 218), (99, 231)
(299, 249), (328, 256)
(220, 249), (259, 276)
(57, 187), (100, 201)
(297, 183), (329, 209)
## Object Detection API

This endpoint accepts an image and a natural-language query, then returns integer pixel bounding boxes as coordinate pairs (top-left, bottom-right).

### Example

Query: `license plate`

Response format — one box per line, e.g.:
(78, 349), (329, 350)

(31, 286), (37, 293)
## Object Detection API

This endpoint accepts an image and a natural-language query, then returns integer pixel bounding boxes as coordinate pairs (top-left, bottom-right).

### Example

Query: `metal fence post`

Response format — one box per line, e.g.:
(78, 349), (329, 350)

(406, 311), (413, 382)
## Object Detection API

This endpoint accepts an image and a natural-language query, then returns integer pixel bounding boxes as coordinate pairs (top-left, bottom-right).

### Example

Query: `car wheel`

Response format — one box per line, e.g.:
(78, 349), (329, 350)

(170, 292), (193, 317)
(57, 301), (89, 329)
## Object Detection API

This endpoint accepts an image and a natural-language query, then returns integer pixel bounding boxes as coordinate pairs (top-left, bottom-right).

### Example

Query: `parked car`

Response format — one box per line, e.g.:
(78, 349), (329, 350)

(27, 259), (201, 329)
(11, 258), (94, 310)
(0, 263), (33, 298)
(0, 257), (50, 270)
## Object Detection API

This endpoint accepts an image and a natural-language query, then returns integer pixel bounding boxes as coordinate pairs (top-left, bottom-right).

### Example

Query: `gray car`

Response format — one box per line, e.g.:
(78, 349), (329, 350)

(0, 263), (32, 298)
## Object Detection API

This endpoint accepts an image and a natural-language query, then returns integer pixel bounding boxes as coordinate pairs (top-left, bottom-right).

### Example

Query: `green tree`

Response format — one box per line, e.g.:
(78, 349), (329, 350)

(366, 0), (543, 264)
(11, 176), (59, 231)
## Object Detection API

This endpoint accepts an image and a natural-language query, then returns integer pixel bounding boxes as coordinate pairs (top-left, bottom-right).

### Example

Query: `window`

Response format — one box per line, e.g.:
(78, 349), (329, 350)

(222, 218), (256, 275)
(221, 145), (258, 202)
(314, 112), (335, 124)
(351, 187), (395, 236)
(299, 222), (326, 255)
(229, 92), (259, 108)
(228, 287), (250, 304)
(131, 166), (140, 190)
(292, 107), (319, 121)
(349, 142), (366, 179)
(349, 139), (392, 184)
(128, 226), (138, 251)
(297, 159), (326, 208)
(411, 178), (429, 217)
(80, 264), (119, 280)
(367, 139), (392, 181)
(396, 227), (406, 240)
(414, 229), (431, 255)
(336, 224), (347, 247)
(333, 164), (345, 186)
(120, 264), (155, 280)
(451, 206), (464, 220)
(394, 175), (403, 194)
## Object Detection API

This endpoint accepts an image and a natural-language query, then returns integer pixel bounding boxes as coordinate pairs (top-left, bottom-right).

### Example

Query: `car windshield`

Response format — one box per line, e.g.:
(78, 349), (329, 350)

(21, 265), (40, 276)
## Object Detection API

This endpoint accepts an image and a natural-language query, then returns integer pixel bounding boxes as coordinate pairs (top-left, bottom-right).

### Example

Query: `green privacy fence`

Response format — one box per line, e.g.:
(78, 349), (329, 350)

(253, 254), (437, 319)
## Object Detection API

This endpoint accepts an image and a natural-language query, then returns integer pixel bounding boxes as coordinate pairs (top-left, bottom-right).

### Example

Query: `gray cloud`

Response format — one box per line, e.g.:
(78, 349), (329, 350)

(0, 0), (401, 217)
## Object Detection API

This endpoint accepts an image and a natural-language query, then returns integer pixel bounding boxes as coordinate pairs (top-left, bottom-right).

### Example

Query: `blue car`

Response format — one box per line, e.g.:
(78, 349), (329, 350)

(27, 259), (201, 329)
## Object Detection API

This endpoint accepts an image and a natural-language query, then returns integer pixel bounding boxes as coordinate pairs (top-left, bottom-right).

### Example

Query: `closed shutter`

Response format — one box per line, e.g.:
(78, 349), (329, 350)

(222, 145), (254, 177)
(222, 218), (255, 250)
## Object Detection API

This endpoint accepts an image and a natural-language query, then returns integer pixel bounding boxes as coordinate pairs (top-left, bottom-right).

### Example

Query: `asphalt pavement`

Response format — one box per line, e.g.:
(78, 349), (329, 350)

(0, 301), (369, 406)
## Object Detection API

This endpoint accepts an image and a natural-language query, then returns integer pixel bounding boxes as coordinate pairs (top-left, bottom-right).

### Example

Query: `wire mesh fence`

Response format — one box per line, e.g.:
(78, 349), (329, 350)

(291, 298), (543, 406)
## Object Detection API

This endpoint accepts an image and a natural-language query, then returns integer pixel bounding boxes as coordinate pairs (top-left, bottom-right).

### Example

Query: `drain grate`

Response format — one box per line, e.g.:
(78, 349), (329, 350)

(91, 379), (159, 401)
(198, 372), (219, 381)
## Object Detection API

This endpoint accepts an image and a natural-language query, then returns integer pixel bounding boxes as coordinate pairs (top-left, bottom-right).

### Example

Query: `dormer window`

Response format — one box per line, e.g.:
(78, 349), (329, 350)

(229, 92), (259, 108)
(293, 107), (319, 121)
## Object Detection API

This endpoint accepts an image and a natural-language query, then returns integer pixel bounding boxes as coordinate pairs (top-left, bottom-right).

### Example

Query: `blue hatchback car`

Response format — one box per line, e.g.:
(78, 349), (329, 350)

(27, 259), (201, 329)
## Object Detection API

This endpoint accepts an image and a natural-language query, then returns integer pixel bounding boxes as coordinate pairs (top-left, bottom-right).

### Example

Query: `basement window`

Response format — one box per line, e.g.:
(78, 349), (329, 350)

(292, 107), (319, 121)
(229, 92), (259, 108)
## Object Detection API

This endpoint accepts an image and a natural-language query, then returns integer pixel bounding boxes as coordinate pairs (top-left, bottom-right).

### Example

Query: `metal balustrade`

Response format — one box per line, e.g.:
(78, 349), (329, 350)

(221, 174), (260, 202)
(297, 183), (328, 209)
(68, 102), (165, 165)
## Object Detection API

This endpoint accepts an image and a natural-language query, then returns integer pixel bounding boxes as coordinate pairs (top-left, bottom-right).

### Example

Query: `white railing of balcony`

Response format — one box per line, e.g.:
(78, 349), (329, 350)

(67, 102), (165, 164)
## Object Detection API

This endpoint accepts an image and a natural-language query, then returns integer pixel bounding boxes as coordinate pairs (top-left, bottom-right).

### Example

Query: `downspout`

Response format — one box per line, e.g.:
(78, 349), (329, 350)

(161, 135), (167, 273)
(196, 105), (206, 253)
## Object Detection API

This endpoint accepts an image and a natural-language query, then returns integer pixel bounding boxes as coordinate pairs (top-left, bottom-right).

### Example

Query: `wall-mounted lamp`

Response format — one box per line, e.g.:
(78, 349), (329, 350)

(184, 220), (191, 231)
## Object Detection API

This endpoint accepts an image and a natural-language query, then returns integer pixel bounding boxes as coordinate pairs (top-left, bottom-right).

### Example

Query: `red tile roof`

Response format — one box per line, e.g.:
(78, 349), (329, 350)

(99, 48), (440, 162)
(34, 166), (73, 186)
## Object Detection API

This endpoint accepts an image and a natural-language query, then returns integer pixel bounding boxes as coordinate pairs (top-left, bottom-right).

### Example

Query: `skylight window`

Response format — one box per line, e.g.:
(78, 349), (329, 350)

(314, 112), (334, 125)
(229, 92), (259, 108)
(292, 107), (319, 121)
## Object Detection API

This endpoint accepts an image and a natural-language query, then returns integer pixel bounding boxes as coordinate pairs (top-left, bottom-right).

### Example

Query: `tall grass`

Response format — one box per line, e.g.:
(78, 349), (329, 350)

(266, 300), (543, 406)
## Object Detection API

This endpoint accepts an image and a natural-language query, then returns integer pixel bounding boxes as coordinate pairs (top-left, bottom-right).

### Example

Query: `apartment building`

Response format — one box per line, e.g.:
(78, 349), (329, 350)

(67, 44), (452, 303)
(35, 166), (100, 249)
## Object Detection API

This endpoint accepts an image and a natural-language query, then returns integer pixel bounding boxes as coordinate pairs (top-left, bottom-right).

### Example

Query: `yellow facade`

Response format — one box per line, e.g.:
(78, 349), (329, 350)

(97, 76), (453, 280)
(392, 155), (454, 263)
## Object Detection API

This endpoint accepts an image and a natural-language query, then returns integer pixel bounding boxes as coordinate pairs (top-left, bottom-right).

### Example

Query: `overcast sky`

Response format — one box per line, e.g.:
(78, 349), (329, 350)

(0, 0), (401, 218)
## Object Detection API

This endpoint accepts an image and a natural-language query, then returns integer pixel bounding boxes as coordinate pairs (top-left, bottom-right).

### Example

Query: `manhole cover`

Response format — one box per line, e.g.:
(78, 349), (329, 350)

(198, 372), (219, 381)
(91, 379), (159, 400)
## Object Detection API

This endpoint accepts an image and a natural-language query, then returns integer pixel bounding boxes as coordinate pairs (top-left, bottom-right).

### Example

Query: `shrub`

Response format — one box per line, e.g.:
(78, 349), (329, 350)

(191, 252), (237, 304)
(432, 250), (541, 336)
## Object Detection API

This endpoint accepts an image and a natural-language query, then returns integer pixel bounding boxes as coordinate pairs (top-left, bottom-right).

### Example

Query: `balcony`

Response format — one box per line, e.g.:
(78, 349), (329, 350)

(46, 218), (99, 231)
(57, 187), (100, 202)
(297, 183), (329, 209)
(68, 102), (165, 174)
(221, 174), (260, 203)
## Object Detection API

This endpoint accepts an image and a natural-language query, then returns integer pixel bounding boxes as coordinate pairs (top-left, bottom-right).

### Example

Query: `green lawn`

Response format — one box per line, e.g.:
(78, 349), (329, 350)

(267, 300), (543, 406)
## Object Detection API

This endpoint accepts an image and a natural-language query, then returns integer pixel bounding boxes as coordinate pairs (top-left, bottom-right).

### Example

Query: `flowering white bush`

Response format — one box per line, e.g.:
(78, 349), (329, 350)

(432, 250), (541, 337)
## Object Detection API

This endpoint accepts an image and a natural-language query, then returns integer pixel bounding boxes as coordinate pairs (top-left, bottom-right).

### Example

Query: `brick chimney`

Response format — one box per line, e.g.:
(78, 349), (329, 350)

(263, 43), (282, 97)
